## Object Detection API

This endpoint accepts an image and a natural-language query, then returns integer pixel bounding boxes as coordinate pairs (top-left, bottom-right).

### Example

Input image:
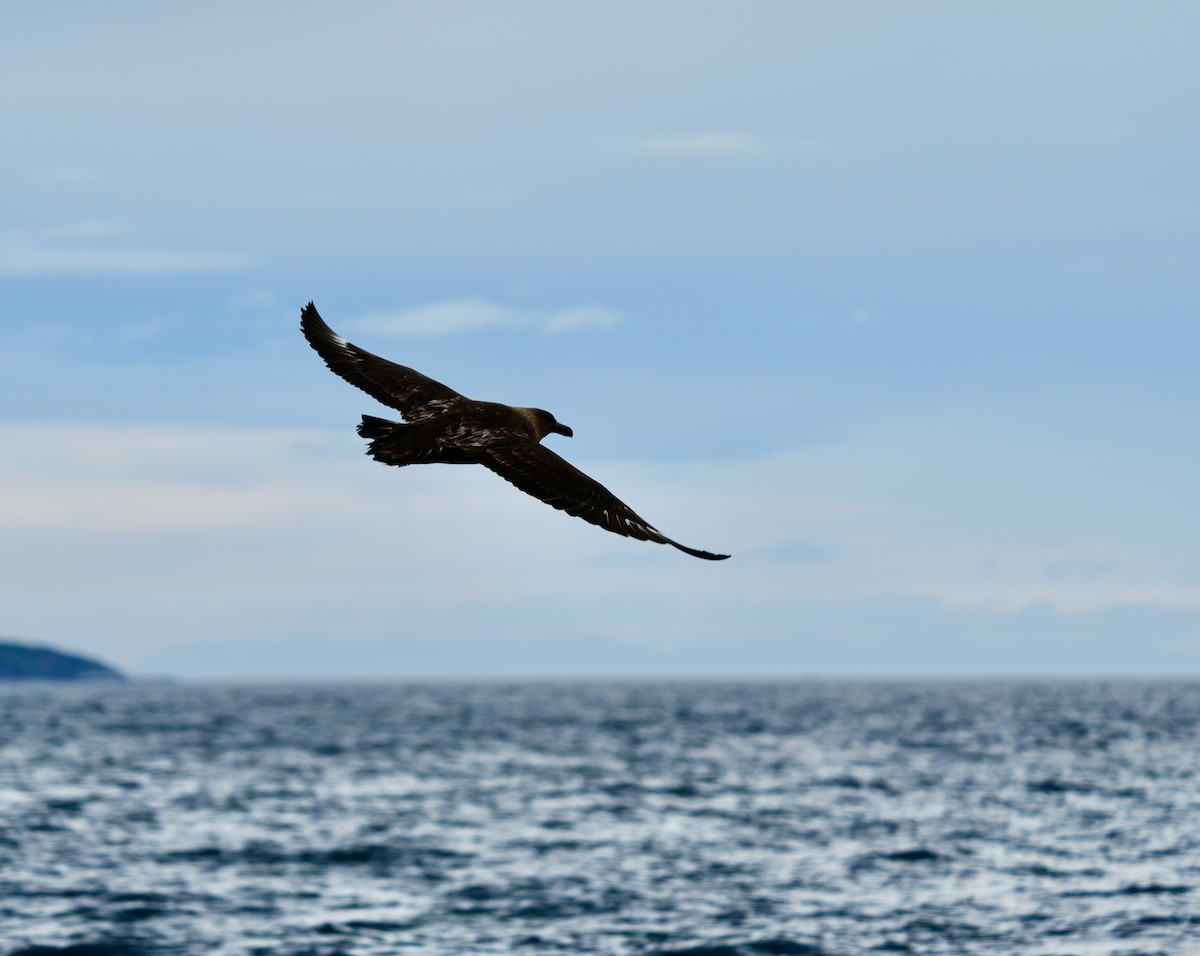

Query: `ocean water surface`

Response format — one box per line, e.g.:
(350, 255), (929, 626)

(1, 680), (1198, 955)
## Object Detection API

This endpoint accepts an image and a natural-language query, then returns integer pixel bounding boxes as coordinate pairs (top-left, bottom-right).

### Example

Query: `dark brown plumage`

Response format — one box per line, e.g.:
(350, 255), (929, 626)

(300, 302), (730, 561)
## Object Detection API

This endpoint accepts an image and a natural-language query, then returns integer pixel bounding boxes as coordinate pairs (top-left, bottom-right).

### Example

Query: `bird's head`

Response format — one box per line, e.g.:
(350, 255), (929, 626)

(525, 408), (573, 440)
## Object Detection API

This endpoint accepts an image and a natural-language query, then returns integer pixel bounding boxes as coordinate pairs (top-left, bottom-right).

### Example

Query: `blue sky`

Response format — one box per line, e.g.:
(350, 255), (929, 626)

(3, 2), (1199, 679)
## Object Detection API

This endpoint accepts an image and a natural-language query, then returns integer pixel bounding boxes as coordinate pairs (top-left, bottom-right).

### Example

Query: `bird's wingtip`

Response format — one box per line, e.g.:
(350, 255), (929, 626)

(673, 542), (731, 561)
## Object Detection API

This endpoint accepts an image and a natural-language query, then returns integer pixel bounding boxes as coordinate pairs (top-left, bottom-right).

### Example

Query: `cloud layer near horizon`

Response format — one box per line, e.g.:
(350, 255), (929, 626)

(4, 419), (1198, 678)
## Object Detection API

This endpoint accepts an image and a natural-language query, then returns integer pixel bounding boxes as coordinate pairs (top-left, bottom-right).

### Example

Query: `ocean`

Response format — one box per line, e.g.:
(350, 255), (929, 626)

(1, 679), (1198, 955)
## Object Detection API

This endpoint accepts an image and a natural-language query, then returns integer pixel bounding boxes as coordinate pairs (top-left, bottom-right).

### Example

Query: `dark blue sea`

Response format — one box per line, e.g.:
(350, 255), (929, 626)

(2, 680), (1199, 956)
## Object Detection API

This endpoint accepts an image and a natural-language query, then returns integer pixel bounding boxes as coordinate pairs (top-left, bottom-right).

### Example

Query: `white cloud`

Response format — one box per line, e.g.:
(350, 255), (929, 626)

(0, 481), (309, 534)
(848, 306), (877, 328)
(0, 422), (685, 665)
(0, 424), (332, 532)
(31, 166), (103, 187)
(9, 422), (1185, 619)
(827, 533), (1200, 617)
(621, 131), (769, 156)
(609, 131), (832, 158)
(228, 287), (281, 312)
(357, 298), (515, 336)
(37, 220), (129, 241)
(0, 228), (249, 276)
(627, 444), (1200, 619)
(0, 422), (736, 652)
(541, 305), (624, 333)
(3, 421), (1198, 677)
(913, 578), (1200, 616)
(4, 316), (173, 350)
(354, 298), (624, 337)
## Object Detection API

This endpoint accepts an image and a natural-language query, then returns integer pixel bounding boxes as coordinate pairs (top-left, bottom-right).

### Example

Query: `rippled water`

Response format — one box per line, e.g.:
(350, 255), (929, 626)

(2, 680), (1199, 955)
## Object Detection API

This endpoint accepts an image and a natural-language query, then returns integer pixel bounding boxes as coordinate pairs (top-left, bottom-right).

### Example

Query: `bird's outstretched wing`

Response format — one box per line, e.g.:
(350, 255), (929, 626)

(300, 302), (465, 422)
(476, 442), (730, 561)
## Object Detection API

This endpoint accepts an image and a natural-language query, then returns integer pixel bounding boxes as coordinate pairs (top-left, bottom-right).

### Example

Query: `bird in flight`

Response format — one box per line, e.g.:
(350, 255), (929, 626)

(300, 302), (730, 560)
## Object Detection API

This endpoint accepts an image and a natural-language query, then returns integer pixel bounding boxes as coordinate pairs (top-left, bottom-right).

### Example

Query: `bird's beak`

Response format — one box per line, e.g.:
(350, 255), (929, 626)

(552, 422), (574, 438)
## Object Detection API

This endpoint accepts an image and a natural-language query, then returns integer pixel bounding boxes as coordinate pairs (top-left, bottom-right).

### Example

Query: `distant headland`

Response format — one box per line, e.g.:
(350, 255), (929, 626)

(0, 638), (126, 683)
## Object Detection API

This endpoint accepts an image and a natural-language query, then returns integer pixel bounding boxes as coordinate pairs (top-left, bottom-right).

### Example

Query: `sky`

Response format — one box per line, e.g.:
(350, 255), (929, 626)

(2, 2), (1199, 680)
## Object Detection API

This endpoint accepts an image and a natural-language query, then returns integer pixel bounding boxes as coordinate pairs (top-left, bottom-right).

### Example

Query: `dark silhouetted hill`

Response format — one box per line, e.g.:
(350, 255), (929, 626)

(0, 638), (126, 682)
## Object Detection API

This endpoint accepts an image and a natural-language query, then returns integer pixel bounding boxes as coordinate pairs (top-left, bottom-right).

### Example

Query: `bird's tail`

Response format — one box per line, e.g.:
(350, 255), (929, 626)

(357, 414), (397, 440)
(356, 415), (473, 466)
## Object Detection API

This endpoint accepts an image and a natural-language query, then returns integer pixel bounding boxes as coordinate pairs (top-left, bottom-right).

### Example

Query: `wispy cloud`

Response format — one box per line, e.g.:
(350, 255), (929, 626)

(607, 130), (832, 158)
(7, 423), (1190, 621)
(910, 578), (1200, 616)
(3, 424), (1198, 676)
(357, 298), (513, 336)
(31, 166), (104, 187)
(0, 226), (250, 276)
(37, 220), (129, 241)
(0, 424), (331, 533)
(355, 297), (624, 337)
(542, 305), (625, 333)
(228, 287), (281, 312)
